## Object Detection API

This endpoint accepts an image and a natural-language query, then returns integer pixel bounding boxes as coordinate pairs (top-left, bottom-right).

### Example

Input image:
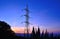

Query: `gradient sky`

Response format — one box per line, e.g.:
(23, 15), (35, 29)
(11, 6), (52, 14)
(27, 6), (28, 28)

(0, 0), (60, 33)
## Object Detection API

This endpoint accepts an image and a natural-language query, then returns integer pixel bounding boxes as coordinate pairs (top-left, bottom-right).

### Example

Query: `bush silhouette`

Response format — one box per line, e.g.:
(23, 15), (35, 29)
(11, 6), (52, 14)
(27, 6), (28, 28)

(0, 21), (16, 39)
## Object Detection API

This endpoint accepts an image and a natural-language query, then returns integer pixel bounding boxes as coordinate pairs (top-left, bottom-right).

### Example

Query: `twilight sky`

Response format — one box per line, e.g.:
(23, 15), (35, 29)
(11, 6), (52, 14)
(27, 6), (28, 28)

(0, 0), (60, 33)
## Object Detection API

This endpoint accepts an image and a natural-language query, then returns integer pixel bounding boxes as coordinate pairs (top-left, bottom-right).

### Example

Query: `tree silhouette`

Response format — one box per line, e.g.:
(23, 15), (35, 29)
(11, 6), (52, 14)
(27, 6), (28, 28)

(31, 27), (36, 39)
(0, 21), (16, 39)
(44, 29), (49, 39)
(41, 30), (44, 39)
(36, 27), (40, 39)
(50, 32), (54, 39)
(0, 21), (10, 30)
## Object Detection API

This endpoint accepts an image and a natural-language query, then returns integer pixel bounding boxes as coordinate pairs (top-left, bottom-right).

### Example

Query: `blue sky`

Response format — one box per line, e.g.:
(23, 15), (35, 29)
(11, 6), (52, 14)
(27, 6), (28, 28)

(0, 0), (60, 33)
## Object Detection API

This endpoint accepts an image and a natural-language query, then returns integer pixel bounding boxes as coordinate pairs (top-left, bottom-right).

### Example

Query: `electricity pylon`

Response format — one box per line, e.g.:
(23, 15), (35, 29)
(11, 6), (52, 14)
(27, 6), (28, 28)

(24, 4), (30, 38)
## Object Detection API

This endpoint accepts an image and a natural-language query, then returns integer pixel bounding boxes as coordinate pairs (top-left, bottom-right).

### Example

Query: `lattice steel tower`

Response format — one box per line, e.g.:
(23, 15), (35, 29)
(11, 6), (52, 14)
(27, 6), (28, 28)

(24, 4), (30, 38)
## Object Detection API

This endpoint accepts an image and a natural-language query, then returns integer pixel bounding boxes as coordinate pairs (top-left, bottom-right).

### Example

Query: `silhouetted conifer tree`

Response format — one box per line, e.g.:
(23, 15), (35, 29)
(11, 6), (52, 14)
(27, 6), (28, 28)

(31, 27), (36, 39)
(44, 29), (49, 39)
(41, 30), (44, 39)
(57, 34), (60, 39)
(36, 27), (40, 39)
(50, 32), (53, 39)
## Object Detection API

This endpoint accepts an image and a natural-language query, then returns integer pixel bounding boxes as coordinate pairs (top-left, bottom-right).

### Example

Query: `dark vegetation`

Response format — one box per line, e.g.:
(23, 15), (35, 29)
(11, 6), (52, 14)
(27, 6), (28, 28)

(0, 21), (60, 39)
(0, 21), (26, 39)
(30, 27), (60, 39)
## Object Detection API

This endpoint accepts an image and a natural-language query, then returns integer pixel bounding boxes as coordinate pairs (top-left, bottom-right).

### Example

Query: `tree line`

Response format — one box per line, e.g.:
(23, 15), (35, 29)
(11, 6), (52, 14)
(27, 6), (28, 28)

(0, 21), (60, 39)
(30, 27), (60, 39)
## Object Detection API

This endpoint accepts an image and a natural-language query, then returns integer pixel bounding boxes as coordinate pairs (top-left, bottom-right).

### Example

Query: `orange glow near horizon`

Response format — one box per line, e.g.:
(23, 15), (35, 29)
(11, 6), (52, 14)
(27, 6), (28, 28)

(11, 26), (60, 33)
(11, 27), (32, 33)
